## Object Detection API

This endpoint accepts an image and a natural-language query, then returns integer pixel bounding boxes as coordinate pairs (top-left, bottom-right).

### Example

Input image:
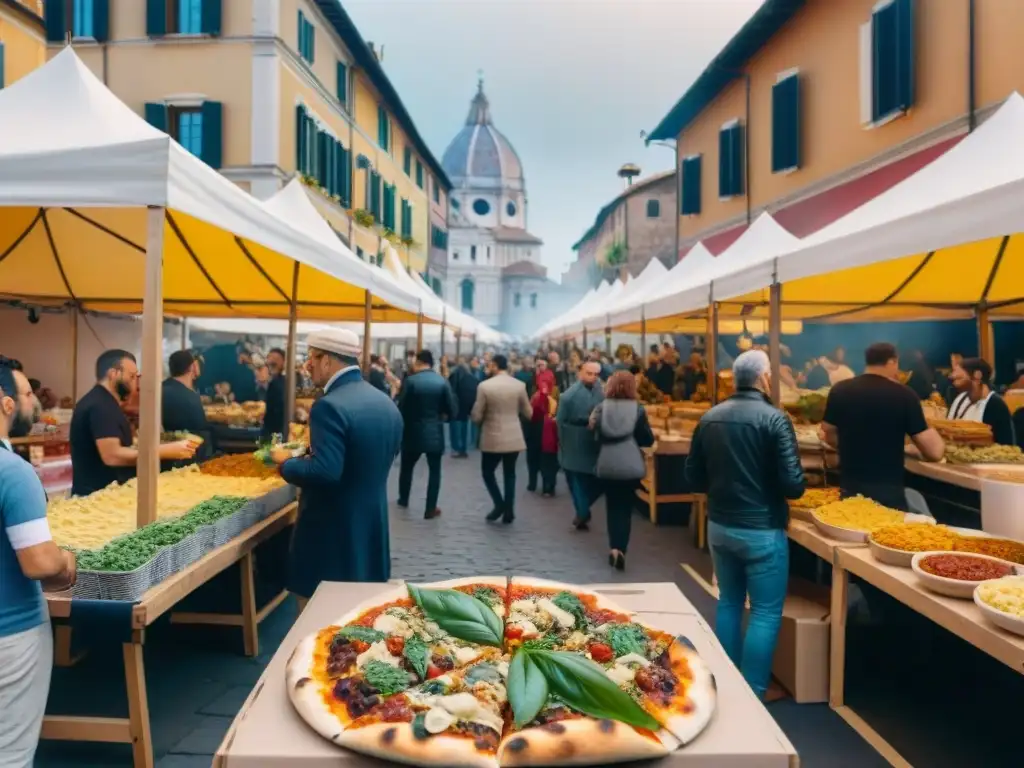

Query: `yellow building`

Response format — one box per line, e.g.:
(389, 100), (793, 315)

(648, 0), (1024, 257)
(44, 0), (450, 273)
(1, 0), (44, 88)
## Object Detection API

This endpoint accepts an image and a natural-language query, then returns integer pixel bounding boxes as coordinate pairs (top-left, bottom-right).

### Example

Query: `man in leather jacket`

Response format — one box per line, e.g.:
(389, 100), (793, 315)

(685, 350), (804, 701)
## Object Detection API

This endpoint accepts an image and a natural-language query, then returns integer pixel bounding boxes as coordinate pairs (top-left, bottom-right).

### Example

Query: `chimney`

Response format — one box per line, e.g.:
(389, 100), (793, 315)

(367, 42), (380, 61)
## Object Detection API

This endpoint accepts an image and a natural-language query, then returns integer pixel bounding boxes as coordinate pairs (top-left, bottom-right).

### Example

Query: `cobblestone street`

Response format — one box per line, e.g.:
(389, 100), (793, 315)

(36, 453), (883, 768)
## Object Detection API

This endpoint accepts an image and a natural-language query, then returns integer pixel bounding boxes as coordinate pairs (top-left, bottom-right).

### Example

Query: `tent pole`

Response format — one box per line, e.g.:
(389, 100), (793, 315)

(70, 305), (79, 402)
(137, 206), (164, 529)
(769, 280), (782, 406)
(707, 302), (719, 406)
(180, 318), (189, 350)
(582, 328), (588, 353)
(440, 308), (447, 360)
(416, 305), (424, 352)
(640, 307), (647, 366)
(455, 331), (462, 359)
(284, 263), (299, 439)
(977, 304), (994, 367)
(362, 289), (373, 375)
(605, 325), (612, 355)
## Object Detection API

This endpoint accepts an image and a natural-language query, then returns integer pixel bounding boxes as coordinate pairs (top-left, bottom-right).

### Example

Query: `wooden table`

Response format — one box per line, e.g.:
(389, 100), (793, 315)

(829, 546), (1024, 710)
(42, 501), (298, 768)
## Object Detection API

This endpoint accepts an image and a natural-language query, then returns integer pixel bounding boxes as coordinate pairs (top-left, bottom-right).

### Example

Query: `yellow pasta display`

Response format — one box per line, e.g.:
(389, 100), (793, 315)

(789, 487), (840, 510)
(813, 496), (904, 533)
(48, 466), (285, 550)
(870, 523), (959, 552)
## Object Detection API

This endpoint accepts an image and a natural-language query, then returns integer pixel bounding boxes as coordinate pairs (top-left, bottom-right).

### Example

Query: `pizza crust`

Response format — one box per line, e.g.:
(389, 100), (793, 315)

(338, 721), (500, 768)
(508, 576), (633, 617)
(286, 633), (349, 744)
(420, 575), (508, 591)
(497, 718), (671, 766)
(657, 636), (717, 745)
(326, 583), (411, 629)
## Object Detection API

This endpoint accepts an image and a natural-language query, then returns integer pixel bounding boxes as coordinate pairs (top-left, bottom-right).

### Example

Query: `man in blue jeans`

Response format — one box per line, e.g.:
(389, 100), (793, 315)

(685, 350), (805, 700)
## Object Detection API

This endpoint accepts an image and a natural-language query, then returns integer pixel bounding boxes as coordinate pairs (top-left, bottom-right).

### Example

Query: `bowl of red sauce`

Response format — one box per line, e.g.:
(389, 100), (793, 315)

(911, 552), (1019, 599)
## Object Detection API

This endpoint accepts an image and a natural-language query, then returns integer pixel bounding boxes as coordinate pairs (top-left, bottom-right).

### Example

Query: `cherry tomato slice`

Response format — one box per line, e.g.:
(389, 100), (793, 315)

(504, 625), (524, 640)
(588, 642), (614, 663)
(385, 636), (405, 656)
(426, 664), (443, 680)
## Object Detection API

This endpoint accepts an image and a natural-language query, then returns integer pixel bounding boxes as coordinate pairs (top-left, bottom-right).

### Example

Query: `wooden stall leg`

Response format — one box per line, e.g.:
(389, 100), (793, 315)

(648, 456), (658, 525)
(54, 624), (87, 667)
(123, 633), (154, 768)
(829, 562), (849, 709)
(240, 552), (259, 658)
(697, 496), (708, 551)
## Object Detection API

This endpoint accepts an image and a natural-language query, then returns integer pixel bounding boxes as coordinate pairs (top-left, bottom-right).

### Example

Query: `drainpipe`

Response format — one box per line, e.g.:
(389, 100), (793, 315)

(968, 0), (977, 132)
(743, 72), (752, 225)
(348, 68), (357, 246)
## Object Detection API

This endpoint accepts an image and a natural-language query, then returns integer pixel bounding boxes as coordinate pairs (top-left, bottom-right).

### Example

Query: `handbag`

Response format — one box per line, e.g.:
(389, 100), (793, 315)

(594, 403), (646, 481)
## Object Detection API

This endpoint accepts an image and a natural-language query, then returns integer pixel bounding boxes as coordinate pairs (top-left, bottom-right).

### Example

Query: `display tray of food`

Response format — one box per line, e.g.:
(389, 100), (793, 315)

(945, 444), (1024, 465)
(811, 496), (933, 542)
(868, 523), (1024, 567)
(909, 552), (1020, 599)
(205, 401), (267, 427)
(788, 487), (840, 522)
(927, 418), (994, 446)
(286, 576), (717, 768)
(974, 576), (1024, 637)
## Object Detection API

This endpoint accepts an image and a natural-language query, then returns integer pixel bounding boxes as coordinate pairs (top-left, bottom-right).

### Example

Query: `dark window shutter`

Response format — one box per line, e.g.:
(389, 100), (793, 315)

(732, 125), (745, 195)
(370, 172), (381, 221)
(147, 0), (167, 36)
(771, 74), (800, 173)
(403, 147), (412, 175)
(45, 0), (67, 42)
(326, 139), (337, 197)
(338, 145), (351, 207)
(895, 0), (914, 112)
(0, 44), (5, 89)
(201, 0), (222, 36)
(336, 61), (347, 105)
(871, 2), (897, 120)
(200, 101), (223, 168)
(415, 161), (424, 189)
(718, 125), (744, 197)
(295, 105), (306, 173)
(377, 106), (388, 150)
(145, 102), (168, 132)
(646, 199), (660, 218)
(308, 21), (315, 62)
(92, 0), (110, 42)
(680, 156), (701, 215)
(717, 129), (730, 197)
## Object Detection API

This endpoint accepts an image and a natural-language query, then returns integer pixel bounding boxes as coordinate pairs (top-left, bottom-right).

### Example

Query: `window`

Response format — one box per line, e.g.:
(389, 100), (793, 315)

(336, 61), (348, 107)
(646, 199), (660, 218)
(377, 106), (390, 152)
(680, 155), (702, 215)
(433, 181), (440, 204)
(530, 293), (537, 309)
(356, 246), (364, 260)
(173, 107), (203, 158)
(486, 246), (491, 261)
(72, 0), (94, 37)
(860, 0), (915, 124)
(400, 199), (413, 239)
(403, 147), (412, 176)
(506, 201), (517, 217)
(718, 121), (744, 198)
(772, 71), (801, 172)
(369, 171), (382, 222)
(0, 43), (4, 89)
(431, 277), (442, 296)
(514, 293), (521, 308)
(460, 279), (474, 312)
(175, 0), (201, 34)
(453, 251), (459, 261)
(147, 101), (222, 167)
(451, 198), (460, 210)
(297, 10), (315, 63)
(431, 226), (448, 249)
(415, 160), (424, 189)
(470, 245), (477, 262)
(46, 0), (111, 42)
(472, 199), (490, 216)
(382, 183), (397, 230)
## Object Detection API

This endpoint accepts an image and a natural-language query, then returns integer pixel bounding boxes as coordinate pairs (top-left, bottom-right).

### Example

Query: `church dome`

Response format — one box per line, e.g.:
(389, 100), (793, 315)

(442, 80), (524, 189)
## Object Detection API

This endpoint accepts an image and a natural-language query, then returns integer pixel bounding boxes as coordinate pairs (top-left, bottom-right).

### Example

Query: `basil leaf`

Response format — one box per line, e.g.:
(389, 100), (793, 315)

(552, 591), (588, 629)
(605, 623), (648, 658)
(408, 585), (503, 647)
(362, 660), (410, 695)
(404, 635), (429, 680)
(336, 626), (386, 644)
(508, 650), (549, 728)
(527, 650), (660, 731)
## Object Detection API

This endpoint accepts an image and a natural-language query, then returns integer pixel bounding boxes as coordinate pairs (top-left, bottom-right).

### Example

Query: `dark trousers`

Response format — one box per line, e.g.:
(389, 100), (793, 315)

(525, 423), (542, 489)
(398, 450), (442, 513)
(450, 421), (469, 454)
(540, 453), (559, 494)
(482, 451), (518, 513)
(565, 470), (602, 522)
(604, 480), (637, 552)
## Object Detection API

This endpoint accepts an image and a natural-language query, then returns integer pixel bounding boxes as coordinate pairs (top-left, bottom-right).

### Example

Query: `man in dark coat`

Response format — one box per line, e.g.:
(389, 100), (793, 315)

(261, 347), (288, 441)
(161, 349), (212, 466)
(448, 359), (478, 458)
(275, 329), (402, 604)
(396, 350), (457, 519)
(556, 361), (605, 530)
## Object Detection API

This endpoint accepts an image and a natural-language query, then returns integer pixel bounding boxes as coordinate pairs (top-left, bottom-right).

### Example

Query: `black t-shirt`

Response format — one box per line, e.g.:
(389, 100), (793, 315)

(161, 378), (213, 465)
(823, 374), (927, 510)
(70, 384), (135, 496)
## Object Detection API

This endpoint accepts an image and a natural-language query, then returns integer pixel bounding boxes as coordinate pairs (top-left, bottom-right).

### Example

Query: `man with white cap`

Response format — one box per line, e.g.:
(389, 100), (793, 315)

(273, 328), (402, 605)
(685, 349), (804, 702)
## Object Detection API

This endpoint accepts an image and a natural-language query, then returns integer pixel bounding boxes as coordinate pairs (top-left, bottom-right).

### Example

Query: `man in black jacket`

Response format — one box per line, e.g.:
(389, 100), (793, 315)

(448, 358), (478, 457)
(685, 350), (804, 702)
(261, 347), (288, 441)
(396, 350), (457, 519)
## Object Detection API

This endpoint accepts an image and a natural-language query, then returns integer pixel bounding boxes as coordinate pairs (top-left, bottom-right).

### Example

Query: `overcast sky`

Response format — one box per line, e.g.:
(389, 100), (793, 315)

(344, 0), (761, 279)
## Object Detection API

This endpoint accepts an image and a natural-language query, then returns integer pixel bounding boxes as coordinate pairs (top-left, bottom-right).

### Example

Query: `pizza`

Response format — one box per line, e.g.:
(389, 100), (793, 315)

(287, 575), (716, 767)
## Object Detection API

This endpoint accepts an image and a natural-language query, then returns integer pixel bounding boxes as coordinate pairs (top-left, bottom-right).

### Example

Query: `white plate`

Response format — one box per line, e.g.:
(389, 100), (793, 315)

(974, 576), (1024, 637)
(911, 552), (1018, 599)
(868, 538), (915, 567)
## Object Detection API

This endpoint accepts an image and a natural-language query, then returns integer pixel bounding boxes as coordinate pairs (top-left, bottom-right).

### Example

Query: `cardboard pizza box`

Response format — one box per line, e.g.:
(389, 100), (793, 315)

(214, 581), (798, 768)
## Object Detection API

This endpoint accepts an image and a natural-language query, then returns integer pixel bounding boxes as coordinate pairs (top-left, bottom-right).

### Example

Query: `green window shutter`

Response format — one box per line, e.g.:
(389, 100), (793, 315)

(718, 125), (744, 197)
(147, 0), (167, 36)
(200, 101), (223, 168)
(93, 0), (110, 42)
(895, 0), (914, 112)
(295, 105), (306, 173)
(384, 185), (396, 230)
(415, 160), (424, 189)
(400, 199), (410, 238)
(403, 147), (412, 176)
(308, 21), (315, 63)
(316, 131), (328, 186)
(369, 172), (381, 221)
(433, 182), (440, 204)
(336, 61), (347, 105)
(377, 106), (389, 151)
(0, 44), (5, 89)
(646, 199), (660, 218)
(771, 74), (800, 173)
(338, 145), (351, 207)
(680, 156), (701, 215)
(201, 0), (222, 36)
(871, 0), (913, 121)
(45, 0), (67, 42)
(145, 102), (169, 133)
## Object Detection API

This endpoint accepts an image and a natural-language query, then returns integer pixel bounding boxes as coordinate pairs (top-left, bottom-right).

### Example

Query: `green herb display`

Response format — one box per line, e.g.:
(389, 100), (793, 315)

(403, 635), (429, 679)
(407, 585), (503, 647)
(362, 660), (411, 695)
(604, 623), (649, 658)
(508, 650), (549, 727)
(552, 590), (588, 628)
(336, 626), (386, 645)
(520, 635), (557, 651)
(75, 496), (249, 572)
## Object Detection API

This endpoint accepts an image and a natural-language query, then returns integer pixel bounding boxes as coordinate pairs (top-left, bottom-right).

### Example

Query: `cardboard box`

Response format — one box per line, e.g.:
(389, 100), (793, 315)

(772, 579), (830, 704)
(214, 581), (798, 768)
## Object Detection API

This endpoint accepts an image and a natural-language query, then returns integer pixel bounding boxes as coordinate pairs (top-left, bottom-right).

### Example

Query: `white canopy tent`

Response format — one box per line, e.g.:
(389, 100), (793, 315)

(547, 280), (620, 341)
(406, 270), (506, 346)
(536, 282), (607, 339)
(574, 259), (667, 335)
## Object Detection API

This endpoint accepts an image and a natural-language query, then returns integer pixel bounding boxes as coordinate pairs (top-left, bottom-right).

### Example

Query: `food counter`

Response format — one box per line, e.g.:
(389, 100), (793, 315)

(214, 581), (799, 768)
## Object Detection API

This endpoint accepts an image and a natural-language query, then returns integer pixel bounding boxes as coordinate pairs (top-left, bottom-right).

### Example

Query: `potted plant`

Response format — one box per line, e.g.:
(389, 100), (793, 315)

(400, 235), (416, 248)
(381, 228), (401, 245)
(353, 209), (375, 228)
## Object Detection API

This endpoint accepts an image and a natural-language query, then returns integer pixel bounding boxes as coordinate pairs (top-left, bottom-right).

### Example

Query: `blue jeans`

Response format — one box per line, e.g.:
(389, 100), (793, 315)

(565, 471), (602, 522)
(450, 420), (468, 454)
(708, 521), (789, 700)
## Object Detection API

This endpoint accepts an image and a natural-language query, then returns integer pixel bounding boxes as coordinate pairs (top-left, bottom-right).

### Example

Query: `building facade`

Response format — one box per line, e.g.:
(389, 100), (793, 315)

(1, 0), (44, 89)
(648, 0), (1024, 257)
(563, 170), (677, 291)
(439, 81), (561, 336)
(44, 0), (450, 273)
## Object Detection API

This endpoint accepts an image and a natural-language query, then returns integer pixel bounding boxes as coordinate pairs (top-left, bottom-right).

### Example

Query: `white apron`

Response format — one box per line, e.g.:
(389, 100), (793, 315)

(947, 391), (993, 422)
